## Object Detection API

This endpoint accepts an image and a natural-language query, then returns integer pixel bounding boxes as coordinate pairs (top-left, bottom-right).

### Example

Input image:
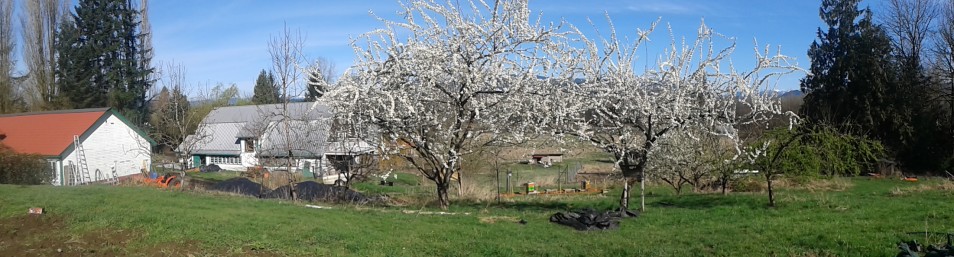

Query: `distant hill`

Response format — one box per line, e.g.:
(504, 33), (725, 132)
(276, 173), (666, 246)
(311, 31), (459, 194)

(780, 90), (804, 98)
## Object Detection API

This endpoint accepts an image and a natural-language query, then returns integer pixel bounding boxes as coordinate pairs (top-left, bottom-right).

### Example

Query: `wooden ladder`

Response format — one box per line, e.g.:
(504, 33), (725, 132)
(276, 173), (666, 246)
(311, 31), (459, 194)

(73, 135), (92, 185)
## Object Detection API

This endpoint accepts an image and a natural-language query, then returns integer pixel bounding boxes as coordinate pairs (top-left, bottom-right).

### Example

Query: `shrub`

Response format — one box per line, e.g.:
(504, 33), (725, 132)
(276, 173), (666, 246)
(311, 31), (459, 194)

(730, 176), (765, 192)
(0, 144), (52, 185)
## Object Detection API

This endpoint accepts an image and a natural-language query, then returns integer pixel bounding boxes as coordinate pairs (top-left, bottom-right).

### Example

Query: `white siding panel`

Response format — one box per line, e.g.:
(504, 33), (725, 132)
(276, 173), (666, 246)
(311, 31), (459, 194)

(63, 114), (151, 183)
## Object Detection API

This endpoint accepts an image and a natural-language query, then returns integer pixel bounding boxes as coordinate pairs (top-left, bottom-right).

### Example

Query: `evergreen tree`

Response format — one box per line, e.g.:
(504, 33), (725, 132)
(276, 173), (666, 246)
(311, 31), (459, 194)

(305, 66), (326, 100)
(54, 0), (153, 122)
(252, 69), (279, 104)
(800, 0), (895, 141)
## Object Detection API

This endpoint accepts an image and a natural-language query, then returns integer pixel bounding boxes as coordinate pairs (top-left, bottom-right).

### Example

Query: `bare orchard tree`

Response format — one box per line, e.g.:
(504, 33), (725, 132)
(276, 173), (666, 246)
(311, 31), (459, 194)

(268, 22), (307, 199)
(326, 116), (380, 188)
(329, 0), (571, 209)
(543, 19), (800, 211)
(151, 62), (205, 171)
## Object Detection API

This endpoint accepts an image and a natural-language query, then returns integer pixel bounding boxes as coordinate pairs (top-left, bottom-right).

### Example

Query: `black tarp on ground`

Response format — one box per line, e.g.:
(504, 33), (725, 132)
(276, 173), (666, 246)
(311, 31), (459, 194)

(211, 177), (268, 197)
(265, 181), (369, 203)
(549, 208), (639, 231)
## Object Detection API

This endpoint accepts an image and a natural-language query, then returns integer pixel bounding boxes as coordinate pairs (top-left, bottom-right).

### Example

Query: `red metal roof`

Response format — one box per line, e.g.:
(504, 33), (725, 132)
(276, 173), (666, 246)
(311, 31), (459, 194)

(0, 108), (108, 156)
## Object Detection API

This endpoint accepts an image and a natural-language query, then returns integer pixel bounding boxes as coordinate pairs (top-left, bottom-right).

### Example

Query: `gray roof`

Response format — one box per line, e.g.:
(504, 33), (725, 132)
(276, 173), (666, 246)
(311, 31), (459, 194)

(324, 139), (375, 155)
(184, 122), (244, 155)
(202, 102), (327, 124)
(180, 102), (334, 157)
(257, 120), (330, 158)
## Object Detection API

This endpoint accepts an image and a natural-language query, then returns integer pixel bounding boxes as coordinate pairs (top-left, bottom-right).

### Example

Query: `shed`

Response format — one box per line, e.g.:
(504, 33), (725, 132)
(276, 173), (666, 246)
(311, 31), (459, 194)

(0, 108), (154, 185)
(530, 153), (564, 164)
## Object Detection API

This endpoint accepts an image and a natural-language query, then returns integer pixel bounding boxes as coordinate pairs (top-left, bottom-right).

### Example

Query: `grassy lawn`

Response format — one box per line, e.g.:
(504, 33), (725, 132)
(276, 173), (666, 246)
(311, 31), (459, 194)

(1, 178), (953, 256)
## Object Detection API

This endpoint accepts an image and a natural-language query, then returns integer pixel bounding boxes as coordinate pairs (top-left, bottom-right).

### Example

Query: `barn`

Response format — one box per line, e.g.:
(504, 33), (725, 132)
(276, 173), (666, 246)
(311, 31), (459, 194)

(0, 108), (154, 185)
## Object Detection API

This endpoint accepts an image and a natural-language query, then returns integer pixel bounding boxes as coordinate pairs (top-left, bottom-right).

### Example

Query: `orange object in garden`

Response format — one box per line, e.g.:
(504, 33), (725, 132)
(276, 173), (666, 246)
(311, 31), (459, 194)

(142, 175), (180, 188)
(903, 177), (918, 182)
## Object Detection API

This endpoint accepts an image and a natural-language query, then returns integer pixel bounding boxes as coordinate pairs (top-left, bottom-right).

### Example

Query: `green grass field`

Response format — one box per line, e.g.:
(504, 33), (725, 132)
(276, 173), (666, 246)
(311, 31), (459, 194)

(2, 178), (954, 256)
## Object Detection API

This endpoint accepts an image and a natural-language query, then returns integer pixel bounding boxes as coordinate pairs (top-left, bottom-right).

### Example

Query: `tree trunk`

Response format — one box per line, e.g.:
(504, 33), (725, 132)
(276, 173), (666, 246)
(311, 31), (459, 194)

(721, 173), (729, 195)
(618, 155), (647, 212)
(766, 174), (775, 207)
(619, 179), (630, 210)
(437, 182), (450, 210)
(640, 174), (645, 212)
(456, 172), (463, 197)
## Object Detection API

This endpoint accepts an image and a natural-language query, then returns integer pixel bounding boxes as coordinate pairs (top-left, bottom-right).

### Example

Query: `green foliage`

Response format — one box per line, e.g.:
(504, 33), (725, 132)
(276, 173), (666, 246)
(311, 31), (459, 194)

(800, 0), (950, 172)
(0, 145), (51, 185)
(753, 126), (885, 179)
(189, 83), (238, 126)
(804, 126), (885, 177)
(252, 69), (279, 104)
(55, 0), (153, 123)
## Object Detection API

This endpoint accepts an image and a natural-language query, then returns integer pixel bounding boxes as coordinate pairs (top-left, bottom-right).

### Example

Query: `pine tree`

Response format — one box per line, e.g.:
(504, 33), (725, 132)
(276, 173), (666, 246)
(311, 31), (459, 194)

(305, 66), (326, 100)
(800, 0), (895, 138)
(54, 0), (153, 122)
(252, 69), (280, 104)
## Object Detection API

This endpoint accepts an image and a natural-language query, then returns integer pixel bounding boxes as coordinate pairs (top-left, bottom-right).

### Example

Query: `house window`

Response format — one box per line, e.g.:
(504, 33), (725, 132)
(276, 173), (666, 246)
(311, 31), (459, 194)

(244, 139), (255, 152)
(209, 156), (241, 165)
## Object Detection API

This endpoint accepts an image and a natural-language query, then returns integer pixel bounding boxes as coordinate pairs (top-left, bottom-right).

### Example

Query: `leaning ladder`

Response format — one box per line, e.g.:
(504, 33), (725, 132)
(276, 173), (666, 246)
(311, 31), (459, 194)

(73, 135), (92, 185)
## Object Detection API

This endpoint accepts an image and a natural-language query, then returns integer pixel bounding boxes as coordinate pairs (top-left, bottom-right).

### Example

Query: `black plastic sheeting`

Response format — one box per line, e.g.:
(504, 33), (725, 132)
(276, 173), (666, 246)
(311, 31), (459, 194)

(209, 178), (370, 203)
(265, 181), (369, 203)
(211, 178), (268, 197)
(549, 208), (639, 231)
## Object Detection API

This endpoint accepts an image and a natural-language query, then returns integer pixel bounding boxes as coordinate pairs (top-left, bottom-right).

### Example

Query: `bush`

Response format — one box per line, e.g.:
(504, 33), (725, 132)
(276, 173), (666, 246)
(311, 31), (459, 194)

(730, 176), (765, 192)
(0, 145), (52, 185)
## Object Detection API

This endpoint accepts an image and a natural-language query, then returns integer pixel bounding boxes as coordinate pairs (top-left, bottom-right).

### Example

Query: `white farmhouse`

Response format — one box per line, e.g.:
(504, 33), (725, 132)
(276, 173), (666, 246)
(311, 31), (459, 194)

(179, 102), (373, 181)
(0, 108), (154, 185)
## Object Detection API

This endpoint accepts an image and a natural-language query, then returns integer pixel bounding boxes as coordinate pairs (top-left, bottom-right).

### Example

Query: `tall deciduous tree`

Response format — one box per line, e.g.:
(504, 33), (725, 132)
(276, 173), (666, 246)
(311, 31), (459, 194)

(330, 0), (569, 209)
(267, 23), (306, 200)
(882, 0), (947, 171)
(55, 0), (153, 123)
(800, 0), (895, 141)
(0, 0), (19, 114)
(252, 69), (280, 104)
(21, 0), (69, 110)
(150, 62), (195, 155)
(935, 0), (954, 165)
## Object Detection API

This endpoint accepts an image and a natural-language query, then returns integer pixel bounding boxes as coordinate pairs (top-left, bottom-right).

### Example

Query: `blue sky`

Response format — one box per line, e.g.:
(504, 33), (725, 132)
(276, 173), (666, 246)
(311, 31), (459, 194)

(148, 0), (847, 95)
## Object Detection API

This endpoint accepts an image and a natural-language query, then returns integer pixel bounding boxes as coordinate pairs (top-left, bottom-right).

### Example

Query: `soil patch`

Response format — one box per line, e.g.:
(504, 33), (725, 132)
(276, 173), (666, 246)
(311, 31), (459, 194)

(0, 214), (278, 256)
(0, 214), (133, 256)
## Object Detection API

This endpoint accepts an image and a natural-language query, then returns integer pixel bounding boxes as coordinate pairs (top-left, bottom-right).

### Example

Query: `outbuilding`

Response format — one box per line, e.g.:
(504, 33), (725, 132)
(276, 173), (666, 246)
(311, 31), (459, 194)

(0, 108), (154, 185)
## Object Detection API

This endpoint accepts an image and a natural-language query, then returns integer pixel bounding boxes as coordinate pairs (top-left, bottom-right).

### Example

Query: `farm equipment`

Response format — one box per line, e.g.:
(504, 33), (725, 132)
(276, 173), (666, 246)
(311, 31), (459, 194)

(143, 174), (181, 188)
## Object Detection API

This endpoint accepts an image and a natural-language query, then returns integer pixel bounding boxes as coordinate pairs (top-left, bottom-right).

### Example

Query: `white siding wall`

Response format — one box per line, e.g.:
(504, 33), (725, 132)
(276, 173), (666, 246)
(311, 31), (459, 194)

(240, 139), (258, 167)
(62, 114), (151, 183)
